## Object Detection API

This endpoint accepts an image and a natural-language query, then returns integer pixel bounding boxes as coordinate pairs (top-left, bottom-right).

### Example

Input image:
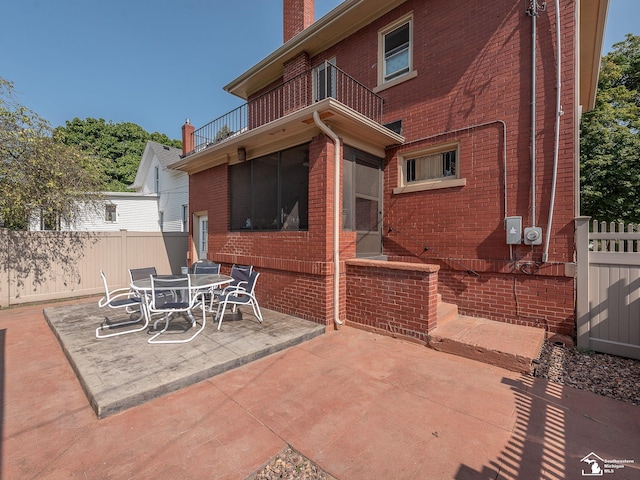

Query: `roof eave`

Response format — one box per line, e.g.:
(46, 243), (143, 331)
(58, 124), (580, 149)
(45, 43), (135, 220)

(580, 0), (609, 112)
(224, 0), (407, 100)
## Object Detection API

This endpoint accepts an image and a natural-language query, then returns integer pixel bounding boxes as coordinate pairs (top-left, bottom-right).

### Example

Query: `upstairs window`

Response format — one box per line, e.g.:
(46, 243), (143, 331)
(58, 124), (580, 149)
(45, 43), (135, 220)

(378, 15), (413, 88)
(154, 166), (160, 193)
(384, 22), (410, 81)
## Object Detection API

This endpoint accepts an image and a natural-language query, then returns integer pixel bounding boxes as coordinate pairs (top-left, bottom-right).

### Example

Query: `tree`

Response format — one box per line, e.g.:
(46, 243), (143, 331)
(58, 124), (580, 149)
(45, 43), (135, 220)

(54, 118), (182, 191)
(580, 34), (640, 224)
(0, 78), (104, 230)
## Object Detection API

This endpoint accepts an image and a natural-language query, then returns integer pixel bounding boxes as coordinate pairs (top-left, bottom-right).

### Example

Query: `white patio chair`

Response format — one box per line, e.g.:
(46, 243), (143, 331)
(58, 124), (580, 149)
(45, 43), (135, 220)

(96, 271), (147, 338)
(214, 270), (263, 330)
(147, 275), (207, 344)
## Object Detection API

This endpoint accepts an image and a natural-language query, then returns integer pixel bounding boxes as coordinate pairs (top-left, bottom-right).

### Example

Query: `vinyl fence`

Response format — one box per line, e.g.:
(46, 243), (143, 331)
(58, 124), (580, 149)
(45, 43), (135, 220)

(576, 217), (640, 359)
(0, 229), (188, 308)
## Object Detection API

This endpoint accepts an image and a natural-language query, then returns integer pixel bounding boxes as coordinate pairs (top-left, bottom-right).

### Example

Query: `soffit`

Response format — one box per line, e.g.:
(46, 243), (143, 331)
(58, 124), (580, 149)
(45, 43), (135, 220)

(225, 0), (407, 99)
(169, 98), (404, 175)
(580, 0), (609, 111)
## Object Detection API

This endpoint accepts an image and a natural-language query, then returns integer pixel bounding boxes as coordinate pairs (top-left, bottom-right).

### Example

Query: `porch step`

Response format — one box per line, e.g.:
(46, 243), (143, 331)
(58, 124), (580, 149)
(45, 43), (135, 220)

(429, 304), (545, 374)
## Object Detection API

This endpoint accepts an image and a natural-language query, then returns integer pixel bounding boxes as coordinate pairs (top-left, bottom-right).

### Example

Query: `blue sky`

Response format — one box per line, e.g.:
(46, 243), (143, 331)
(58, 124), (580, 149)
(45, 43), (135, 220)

(1, 0), (637, 141)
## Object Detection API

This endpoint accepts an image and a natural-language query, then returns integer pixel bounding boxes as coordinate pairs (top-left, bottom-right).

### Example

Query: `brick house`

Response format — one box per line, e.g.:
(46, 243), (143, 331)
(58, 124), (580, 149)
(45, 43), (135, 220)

(172, 0), (608, 340)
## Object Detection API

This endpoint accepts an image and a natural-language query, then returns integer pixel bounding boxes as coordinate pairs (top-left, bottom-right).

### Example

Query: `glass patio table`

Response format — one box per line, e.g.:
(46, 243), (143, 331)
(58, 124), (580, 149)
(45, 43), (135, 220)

(130, 273), (233, 343)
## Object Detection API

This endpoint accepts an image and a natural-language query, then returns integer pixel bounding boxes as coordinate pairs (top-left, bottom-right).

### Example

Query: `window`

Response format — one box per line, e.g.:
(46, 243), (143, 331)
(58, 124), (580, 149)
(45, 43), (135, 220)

(314, 58), (336, 101)
(182, 204), (188, 232)
(230, 144), (309, 231)
(105, 204), (117, 222)
(154, 166), (159, 193)
(395, 143), (466, 194)
(378, 15), (414, 89)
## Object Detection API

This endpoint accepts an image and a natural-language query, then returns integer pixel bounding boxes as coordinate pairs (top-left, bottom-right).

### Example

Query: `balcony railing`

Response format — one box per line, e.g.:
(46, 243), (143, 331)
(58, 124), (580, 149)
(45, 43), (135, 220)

(191, 62), (384, 154)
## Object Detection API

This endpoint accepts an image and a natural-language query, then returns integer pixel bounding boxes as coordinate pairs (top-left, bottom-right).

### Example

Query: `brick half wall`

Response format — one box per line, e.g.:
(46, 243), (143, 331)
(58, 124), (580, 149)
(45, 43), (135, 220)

(345, 259), (439, 345)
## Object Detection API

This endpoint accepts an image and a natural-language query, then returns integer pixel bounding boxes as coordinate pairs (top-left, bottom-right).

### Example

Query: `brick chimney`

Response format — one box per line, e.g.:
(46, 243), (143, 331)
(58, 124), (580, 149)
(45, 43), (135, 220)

(181, 119), (194, 157)
(283, 0), (314, 42)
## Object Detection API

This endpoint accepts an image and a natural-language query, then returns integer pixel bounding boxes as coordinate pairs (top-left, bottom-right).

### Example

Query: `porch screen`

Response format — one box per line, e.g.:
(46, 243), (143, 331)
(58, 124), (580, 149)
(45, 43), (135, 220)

(230, 143), (309, 231)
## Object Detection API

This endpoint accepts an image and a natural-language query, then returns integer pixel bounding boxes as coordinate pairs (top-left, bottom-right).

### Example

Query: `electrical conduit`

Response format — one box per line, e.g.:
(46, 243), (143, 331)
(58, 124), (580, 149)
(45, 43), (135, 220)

(542, 0), (562, 263)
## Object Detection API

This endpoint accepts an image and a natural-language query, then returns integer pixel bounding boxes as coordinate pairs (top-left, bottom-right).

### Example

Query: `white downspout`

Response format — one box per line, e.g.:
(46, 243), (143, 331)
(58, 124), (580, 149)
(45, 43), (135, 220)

(542, 0), (562, 263)
(313, 111), (343, 328)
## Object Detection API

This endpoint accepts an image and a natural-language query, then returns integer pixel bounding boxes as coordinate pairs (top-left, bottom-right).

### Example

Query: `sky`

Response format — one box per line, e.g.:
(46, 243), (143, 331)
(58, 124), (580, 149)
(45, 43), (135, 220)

(1, 0), (637, 141)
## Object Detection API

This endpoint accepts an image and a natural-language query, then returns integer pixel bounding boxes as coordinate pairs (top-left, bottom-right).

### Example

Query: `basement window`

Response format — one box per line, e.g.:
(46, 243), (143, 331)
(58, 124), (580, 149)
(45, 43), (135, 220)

(394, 143), (466, 194)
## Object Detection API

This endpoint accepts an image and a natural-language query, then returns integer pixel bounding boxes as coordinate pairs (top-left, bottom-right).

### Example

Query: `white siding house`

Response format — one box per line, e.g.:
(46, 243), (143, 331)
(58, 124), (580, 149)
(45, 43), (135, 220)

(130, 141), (188, 232)
(29, 141), (188, 232)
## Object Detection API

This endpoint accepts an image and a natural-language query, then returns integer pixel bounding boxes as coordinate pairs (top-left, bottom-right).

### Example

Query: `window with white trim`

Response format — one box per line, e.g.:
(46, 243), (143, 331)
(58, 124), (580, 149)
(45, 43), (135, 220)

(182, 204), (188, 232)
(395, 143), (466, 193)
(105, 204), (117, 222)
(379, 15), (413, 87)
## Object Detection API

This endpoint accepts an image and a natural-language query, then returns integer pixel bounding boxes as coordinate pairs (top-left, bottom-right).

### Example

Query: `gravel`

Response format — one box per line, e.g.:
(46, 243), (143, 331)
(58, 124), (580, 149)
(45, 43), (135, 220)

(249, 342), (640, 479)
(249, 447), (336, 480)
(534, 340), (640, 406)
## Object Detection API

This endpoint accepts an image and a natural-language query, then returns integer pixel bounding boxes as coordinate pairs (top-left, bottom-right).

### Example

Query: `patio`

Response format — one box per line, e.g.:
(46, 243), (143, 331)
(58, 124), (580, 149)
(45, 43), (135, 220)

(2, 300), (639, 479)
(44, 300), (325, 418)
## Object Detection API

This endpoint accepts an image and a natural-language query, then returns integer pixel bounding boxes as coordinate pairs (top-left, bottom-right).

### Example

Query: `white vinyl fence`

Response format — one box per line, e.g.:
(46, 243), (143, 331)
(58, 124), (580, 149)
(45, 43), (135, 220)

(576, 217), (640, 359)
(0, 229), (188, 308)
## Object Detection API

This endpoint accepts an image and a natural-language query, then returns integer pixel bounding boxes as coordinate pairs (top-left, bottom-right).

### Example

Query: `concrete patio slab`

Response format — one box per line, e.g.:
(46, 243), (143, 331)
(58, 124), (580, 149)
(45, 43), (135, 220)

(43, 300), (325, 418)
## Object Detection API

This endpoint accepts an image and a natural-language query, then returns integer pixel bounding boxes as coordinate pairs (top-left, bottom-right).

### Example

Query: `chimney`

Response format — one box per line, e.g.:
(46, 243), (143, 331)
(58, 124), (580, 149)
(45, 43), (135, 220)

(181, 118), (194, 157)
(283, 0), (314, 43)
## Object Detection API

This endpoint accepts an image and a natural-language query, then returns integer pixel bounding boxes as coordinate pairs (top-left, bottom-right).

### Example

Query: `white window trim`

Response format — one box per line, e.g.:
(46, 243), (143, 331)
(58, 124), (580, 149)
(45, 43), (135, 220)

(376, 13), (416, 92)
(393, 142), (466, 194)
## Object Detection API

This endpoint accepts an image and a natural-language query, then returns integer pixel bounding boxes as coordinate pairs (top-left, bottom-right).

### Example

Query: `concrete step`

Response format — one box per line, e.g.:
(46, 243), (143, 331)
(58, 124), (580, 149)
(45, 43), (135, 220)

(429, 311), (545, 374)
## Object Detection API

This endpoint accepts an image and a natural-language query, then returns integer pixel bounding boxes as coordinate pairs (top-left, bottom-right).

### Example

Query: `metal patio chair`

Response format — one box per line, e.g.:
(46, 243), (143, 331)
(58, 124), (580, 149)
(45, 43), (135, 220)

(147, 275), (207, 344)
(190, 259), (221, 275)
(214, 270), (263, 330)
(129, 266), (175, 306)
(96, 270), (146, 338)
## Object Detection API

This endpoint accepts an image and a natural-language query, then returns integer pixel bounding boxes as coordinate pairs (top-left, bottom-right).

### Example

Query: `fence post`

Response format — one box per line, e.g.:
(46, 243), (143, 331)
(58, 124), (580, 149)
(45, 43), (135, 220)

(575, 216), (591, 350)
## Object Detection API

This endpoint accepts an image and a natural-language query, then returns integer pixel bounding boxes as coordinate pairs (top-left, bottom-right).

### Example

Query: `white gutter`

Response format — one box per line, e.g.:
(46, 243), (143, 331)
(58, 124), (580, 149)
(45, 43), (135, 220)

(313, 111), (343, 328)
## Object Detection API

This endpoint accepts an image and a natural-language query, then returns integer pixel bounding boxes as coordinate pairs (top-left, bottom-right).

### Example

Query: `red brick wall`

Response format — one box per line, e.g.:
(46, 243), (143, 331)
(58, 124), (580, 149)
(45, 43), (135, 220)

(188, 134), (340, 327)
(189, 0), (578, 334)
(346, 260), (440, 343)
(312, 0), (577, 333)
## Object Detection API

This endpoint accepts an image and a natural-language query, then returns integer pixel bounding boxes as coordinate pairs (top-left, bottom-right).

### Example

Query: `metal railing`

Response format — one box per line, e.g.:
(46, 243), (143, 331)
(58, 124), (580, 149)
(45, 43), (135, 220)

(191, 62), (384, 154)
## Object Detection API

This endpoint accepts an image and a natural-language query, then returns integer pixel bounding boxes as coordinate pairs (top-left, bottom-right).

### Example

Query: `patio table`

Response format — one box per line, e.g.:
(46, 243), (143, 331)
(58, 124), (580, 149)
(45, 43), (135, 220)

(131, 273), (233, 343)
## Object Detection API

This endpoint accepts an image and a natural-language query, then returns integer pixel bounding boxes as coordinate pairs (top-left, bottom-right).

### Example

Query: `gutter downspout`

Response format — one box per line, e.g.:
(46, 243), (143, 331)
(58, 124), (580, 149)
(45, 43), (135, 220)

(542, 0), (562, 263)
(313, 111), (343, 328)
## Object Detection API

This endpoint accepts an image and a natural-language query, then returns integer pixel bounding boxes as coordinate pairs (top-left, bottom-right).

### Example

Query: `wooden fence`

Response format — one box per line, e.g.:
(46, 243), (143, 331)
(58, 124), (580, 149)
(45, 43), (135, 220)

(576, 217), (640, 359)
(0, 229), (189, 308)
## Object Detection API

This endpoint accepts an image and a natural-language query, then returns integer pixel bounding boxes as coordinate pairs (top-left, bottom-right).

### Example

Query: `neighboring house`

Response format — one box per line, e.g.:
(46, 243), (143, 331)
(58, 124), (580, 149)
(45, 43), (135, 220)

(171, 0), (608, 336)
(28, 192), (161, 232)
(30, 141), (187, 232)
(130, 141), (188, 232)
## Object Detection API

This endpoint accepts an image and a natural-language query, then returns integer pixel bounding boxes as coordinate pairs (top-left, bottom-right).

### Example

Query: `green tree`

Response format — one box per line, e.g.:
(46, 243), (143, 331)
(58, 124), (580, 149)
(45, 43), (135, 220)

(580, 34), (640, 223)
(54, 118), (181, 191)
(0, 78), (104, 230)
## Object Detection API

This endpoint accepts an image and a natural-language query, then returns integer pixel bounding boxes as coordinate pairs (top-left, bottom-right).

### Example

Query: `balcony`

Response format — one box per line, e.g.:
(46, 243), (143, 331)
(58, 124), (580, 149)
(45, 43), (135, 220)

(189, 62), (386, 155)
